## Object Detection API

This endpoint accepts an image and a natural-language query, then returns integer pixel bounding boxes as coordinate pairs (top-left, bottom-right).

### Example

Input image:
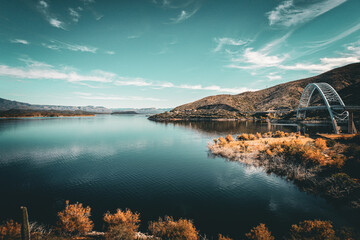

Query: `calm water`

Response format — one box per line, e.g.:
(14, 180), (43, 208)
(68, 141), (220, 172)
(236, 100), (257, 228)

(0, 115), (358, 238)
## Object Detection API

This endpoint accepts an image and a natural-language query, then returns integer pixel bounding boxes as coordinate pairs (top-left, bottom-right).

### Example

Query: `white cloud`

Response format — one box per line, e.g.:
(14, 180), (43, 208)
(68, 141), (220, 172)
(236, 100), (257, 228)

(261, 31), (293, 52)
(69, 8), (81, 22)
(37, 0), (66, 29)
(79, 95), (163, 101)
(0, 58), (255, 94)
(42, 40), (97, 53)
(11, 39), (29, 45)
(106, 51), (115, 55)
(307, 22), (360, 50)
(213, 38), (247, 52)
(49, 18), (64, 29)
(267, 0), (347, 27)
(170, 8), (198, 23)
(279, 56), (359, 72)
(115, 78), (152, 87)
(73, 92), (91, 96)
(0, 61), (112, 83)
(266, 73), (282, 81)
(229, 48), (288, 69)
(346, 41), (360, 56)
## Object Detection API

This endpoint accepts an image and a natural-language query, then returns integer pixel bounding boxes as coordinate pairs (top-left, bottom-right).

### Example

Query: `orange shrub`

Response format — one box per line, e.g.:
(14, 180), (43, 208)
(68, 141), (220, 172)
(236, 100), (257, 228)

(248, 134), (256, 140)
(104, 209), (140, 229)
(218, 234), (233, 240)
(256, 132), (262, 139)
(266, 140), (343, 167)
(218, 137), (227, 145)
(57, 201), (93, 236)
(0, 220), (21, 240)
(225, 134), (234, 142)
(290, 219), (336, 240)
(274, 131), (285, 138)
(245, 223), (274, 240)
(148, 216), (198, 240)
(314, 138), (327, 151)
(237, 134), (249, 141)
(266, 149), (273, 156)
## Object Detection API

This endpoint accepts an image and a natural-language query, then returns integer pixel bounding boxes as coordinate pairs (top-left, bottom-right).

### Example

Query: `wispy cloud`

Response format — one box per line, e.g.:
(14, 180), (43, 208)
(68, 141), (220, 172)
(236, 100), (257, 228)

(0, 58), (254, 94)
(213, 38), (248, 52)
(266, 73), (282, 81)
(69, 8), (81, 22)
(170, 8), (199, 23)
(42, 40), (97, 53)
(105, 51), (115, 55)
(154, 0), (195, 9)
(79, 95), (163, 101)
(10, 39), (30, 45)
(228, 48), (289, 69)
(115, 78), (152, 87)
(306, 22), (360, 50)
(0, 60), (112, 83)
(267, 0), (347, 27)
(280, 56), (359, 72)
(346, 41), (360, 56)
(37, 0), (66, 29)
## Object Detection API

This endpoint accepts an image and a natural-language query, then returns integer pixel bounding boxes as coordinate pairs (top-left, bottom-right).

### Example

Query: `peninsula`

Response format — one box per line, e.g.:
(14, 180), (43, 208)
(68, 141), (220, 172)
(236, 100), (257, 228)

(149, 63), (360, 122)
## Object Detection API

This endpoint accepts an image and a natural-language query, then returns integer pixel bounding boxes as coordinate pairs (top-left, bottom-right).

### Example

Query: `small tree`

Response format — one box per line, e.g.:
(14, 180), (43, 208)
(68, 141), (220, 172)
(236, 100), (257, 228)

(225, 134), (234, 142)
(57, 201), (93, 236)
(0, 220), (21, 240)
(290, 219), (336, 240)
(314, 138), (327, 151)
(148, 216), (198, 240)
(103, 209), (140, 240)
(245, 223), (274, 240)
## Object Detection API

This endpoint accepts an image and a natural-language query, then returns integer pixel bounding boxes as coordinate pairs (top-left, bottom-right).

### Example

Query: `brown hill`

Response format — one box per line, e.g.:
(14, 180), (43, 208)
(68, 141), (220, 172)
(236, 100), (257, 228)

(149, 63), (360, 121)
(174, 62), (360, 112)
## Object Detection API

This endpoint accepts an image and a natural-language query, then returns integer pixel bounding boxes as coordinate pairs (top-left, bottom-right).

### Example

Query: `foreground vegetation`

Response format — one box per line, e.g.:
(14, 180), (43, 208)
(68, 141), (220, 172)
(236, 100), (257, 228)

(209, 131), (360, 208)
(1, 202), (359, 240)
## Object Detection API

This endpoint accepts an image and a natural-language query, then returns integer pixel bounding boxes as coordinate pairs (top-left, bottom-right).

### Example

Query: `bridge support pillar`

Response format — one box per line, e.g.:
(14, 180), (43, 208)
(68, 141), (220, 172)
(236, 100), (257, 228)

(331, 118), (340, 134)
(348, 111), (357, 134)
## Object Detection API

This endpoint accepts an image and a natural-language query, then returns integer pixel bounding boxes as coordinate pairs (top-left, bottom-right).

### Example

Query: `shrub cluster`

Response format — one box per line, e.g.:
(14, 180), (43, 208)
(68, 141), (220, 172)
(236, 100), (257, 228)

(103, 209), (140, 240)
(148, 216), (198, 240)
(57, 200), (94, 236)
(266, 139), (344, 168)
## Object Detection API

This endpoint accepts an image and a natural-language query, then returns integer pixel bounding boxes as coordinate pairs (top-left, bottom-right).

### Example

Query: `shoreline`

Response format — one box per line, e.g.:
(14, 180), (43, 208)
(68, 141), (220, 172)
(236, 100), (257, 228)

(209, 132), (360, 209)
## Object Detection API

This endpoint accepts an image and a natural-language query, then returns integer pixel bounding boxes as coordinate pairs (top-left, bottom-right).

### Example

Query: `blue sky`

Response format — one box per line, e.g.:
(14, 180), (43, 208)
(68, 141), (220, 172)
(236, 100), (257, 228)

(0, 0), (359, 108)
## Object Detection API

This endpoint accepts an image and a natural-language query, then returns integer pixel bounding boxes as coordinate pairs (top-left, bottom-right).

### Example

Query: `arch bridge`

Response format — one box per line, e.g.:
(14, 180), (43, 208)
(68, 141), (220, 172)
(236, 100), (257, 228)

(296, 83), (358, 134)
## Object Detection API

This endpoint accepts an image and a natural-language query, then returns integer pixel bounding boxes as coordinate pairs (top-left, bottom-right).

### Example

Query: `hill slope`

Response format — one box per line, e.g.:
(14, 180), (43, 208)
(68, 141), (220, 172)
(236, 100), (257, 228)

(150, 62), (360, 121)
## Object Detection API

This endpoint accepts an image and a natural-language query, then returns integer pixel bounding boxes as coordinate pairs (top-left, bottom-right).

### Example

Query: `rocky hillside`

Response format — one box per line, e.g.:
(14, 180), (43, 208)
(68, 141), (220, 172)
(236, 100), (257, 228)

(150, 62), (360, 121)
(174, 63), (360, 112)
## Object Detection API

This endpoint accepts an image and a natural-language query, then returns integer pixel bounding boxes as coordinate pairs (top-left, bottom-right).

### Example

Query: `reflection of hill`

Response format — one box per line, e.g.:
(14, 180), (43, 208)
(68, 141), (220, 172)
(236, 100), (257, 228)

(154, 120), (297, 136)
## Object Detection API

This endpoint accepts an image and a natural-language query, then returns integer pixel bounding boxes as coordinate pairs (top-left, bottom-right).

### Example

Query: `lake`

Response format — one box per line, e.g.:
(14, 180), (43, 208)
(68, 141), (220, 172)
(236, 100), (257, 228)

(0, 115), (358, 238)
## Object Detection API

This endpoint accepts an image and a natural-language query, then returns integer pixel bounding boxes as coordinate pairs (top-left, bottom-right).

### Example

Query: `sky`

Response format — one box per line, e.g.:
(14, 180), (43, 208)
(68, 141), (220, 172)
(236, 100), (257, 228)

(0, 0), (359, 108)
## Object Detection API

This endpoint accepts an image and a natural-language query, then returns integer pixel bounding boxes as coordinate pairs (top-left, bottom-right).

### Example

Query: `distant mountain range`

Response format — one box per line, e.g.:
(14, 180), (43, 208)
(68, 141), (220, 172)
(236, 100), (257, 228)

(0, 98), (170, 114)
(150, 62), (360, 121)
(0, 98), (112, 113)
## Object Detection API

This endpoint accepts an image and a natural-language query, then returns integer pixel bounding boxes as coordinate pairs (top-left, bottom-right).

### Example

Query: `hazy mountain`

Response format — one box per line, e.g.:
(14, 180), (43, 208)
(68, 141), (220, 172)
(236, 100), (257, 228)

(0, 98), (112, 113)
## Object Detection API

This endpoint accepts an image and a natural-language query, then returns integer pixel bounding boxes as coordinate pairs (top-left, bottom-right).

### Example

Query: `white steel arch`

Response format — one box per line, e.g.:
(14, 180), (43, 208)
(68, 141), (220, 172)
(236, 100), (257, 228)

(296, 83), (348, 134)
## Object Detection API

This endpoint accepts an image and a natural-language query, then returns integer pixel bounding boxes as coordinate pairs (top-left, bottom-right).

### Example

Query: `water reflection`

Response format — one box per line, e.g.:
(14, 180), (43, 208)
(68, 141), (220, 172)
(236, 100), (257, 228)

(154, 120), (296, 136)
(153, 120), (333, 136)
